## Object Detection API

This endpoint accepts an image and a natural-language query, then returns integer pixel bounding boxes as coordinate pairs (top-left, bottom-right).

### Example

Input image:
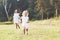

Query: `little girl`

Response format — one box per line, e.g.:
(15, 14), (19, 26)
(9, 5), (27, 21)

(13, 9), (20, 29)
(21, 10), (29, 35)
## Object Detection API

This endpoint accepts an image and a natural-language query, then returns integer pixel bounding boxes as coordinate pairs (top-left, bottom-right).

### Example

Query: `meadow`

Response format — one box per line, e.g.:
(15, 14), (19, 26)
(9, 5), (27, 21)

(0, 18), (60, 40)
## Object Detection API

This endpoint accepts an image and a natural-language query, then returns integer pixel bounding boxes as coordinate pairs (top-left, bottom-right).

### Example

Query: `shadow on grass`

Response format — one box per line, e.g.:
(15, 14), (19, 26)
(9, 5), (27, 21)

(5, 23), (13, 25)
(0, 22), (13, 25)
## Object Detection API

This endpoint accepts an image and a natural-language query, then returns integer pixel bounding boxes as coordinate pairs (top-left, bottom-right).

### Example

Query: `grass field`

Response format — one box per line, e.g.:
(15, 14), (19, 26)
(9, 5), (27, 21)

(0, 18), (60, 40)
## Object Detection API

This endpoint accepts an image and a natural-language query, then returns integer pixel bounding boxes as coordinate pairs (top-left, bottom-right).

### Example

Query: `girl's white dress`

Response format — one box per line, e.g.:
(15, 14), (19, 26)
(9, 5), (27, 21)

(21, 16), (29, 29)
(13, 13), (20, 24)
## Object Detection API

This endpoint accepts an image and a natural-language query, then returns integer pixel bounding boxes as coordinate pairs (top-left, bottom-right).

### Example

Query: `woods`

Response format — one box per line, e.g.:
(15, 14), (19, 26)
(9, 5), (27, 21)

(0, 0), (60, 21)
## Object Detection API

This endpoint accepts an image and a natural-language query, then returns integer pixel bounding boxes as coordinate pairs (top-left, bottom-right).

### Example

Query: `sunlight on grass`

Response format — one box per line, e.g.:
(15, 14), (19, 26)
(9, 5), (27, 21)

(0, 19), (60, 40)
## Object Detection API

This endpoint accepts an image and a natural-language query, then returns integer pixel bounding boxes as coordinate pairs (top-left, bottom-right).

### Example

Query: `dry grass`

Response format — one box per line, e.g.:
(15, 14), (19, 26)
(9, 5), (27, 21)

(0, 19), (60, 40)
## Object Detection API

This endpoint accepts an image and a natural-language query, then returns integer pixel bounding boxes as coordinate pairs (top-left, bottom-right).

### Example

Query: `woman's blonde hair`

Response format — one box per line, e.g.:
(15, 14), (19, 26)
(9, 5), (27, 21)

(22, 10), (29, 16)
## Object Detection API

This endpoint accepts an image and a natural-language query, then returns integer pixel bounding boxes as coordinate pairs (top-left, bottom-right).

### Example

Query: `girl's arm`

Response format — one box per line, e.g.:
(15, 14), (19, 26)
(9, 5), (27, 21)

(20, 17), (22, 23)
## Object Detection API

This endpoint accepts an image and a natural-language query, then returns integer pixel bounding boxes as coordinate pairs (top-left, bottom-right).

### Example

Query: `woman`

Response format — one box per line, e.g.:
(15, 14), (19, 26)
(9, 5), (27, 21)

(21, 10), (29, 35)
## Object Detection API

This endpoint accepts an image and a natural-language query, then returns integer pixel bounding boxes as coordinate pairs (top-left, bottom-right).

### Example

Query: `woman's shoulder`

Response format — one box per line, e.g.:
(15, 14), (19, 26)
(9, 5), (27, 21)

(26, 16), (29, 18)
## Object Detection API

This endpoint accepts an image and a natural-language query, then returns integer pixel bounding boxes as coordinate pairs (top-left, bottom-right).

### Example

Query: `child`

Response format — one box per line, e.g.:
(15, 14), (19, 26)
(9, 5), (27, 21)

(21, 10), (29, 35)
(13, 9), (20, 29)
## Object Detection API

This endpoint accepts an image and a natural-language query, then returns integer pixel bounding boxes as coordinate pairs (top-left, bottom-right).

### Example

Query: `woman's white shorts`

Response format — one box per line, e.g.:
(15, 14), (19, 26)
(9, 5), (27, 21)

(22, 23), (29, 29)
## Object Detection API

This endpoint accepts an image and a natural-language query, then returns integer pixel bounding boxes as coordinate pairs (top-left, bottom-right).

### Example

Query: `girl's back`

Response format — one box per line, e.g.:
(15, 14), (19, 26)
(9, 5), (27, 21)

(13, 13), (20, 19)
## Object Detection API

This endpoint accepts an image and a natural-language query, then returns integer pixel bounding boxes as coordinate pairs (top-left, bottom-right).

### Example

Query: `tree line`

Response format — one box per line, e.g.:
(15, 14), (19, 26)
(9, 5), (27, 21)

(0, 0), (60, 21)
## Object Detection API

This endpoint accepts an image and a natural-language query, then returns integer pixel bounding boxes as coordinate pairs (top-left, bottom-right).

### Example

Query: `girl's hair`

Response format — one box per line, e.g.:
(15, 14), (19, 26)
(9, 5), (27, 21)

(17, 9), (20, 13)
(14, 9), (17, 13)
(14, 9), (20, 13)
(22, 10), (29, 16)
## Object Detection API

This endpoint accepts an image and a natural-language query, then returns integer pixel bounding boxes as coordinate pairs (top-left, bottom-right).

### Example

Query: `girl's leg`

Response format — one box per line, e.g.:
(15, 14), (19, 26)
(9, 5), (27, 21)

(16, 23), (18, 29)
(16, 23), (20, 29)
(17, 24), (20, 29)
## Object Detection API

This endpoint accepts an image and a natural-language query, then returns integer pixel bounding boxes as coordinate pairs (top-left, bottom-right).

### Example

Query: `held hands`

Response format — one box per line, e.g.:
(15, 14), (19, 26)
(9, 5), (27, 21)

(19, 19), (22, 23)
(27, 21), (29, 23)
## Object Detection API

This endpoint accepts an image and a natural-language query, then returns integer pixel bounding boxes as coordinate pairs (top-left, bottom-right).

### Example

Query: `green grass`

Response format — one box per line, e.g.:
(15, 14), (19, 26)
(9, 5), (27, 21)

(0, 19), (60, 40)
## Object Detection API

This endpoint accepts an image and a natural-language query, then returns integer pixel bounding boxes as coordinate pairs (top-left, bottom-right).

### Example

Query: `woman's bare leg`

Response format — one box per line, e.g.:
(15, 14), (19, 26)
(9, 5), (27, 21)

(26, 29), (28, 35)
(23, 28), (25, 35)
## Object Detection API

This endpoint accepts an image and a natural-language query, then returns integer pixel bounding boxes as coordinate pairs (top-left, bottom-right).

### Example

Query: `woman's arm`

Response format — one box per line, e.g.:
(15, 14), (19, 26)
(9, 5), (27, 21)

(27, 17), (29, 23)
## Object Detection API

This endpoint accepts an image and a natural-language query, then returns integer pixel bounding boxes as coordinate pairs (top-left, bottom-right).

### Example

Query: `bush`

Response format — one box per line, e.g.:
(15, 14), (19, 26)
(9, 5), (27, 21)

(8, 17), (13, 21)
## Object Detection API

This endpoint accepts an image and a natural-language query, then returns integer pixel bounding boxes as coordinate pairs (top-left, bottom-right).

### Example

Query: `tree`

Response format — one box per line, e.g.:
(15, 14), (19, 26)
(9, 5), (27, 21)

(35, 0), (45, 20)
(2, 0), (12, 20)
(50, 0), (60, 17)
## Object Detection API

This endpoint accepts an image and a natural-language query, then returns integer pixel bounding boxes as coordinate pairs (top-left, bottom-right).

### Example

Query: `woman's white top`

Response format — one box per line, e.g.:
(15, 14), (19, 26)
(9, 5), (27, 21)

(21, 16), (29, 23)
(13, 13), (20, 24)
(21, 16), (29, 29)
